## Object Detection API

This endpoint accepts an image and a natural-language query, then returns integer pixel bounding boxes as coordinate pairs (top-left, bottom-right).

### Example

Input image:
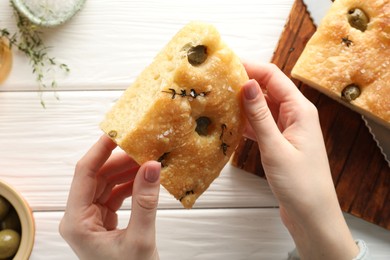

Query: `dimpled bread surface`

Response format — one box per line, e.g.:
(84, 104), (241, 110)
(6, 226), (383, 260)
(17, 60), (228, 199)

(291, 0), (390, 128)
(100, 22), (248, 208)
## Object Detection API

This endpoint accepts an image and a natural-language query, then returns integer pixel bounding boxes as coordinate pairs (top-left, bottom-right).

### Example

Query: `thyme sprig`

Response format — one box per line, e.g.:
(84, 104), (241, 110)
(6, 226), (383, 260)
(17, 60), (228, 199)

(0, 2), (70, 107)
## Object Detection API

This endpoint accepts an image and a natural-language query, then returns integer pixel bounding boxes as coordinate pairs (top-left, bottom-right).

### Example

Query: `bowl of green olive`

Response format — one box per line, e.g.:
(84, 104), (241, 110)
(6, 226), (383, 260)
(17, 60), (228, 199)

(0, 180), (35, 260)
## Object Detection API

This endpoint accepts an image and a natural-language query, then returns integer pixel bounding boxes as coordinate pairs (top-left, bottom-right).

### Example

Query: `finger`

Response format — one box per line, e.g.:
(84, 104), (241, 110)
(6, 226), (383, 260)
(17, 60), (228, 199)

(104, 180), (135, 212)
(98, 152), (138, 178)
(243, 93), (280, 141)
(243, 62), (303, 104)
(94, 153), (139, 200)
(126, 161), (161, 239)
(96, 167), (139, 205)
(245, 62), (320, 134)
(67, 135), (117, 211)
(241, 79), (286, 150)
(243, 119), (257, 141)
(101, 177), (138, 230)
(103, 209), (119, 231)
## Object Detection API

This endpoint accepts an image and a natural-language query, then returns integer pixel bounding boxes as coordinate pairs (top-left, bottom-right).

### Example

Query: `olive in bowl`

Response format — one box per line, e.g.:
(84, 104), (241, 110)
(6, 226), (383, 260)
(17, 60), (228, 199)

(0, 181), (35, 260)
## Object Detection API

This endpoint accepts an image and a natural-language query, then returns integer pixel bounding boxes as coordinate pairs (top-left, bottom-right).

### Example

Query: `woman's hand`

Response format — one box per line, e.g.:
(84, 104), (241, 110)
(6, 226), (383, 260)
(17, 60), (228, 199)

(241, 62), (359, 260)
(59, 135), (160, 260)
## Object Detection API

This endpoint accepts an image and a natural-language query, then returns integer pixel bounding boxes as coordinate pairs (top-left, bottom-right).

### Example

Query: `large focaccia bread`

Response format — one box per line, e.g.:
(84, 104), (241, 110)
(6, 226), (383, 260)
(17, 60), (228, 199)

(292, 0), (389, 128)
(100, 22), (248, 208)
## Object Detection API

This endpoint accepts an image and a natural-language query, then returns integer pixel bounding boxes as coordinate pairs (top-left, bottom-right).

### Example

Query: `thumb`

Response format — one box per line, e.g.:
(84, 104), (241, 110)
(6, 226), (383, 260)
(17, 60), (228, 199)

(127, 161), (160, 237)
(241, 79), (284, 150)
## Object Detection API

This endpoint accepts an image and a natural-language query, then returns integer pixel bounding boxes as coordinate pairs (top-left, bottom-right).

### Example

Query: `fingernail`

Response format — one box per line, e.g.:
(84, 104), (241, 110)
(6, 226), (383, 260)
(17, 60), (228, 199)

(144, 164), (160, 183)
(244, 80), (260, 100)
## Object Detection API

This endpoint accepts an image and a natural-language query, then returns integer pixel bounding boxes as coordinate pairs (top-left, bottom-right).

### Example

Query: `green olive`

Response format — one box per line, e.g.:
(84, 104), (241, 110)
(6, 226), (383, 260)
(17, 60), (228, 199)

(157, 152), (170, 168)
(0, 196), (10, 222)
(348, 8), (369, 32)
(342, 84), (361, 101)
(195, 116), (212, 136)
(1, 208), (21, 232)
(0, 229), (21, 259)
(108, 130), (117, 138)
(187, 45), (208, 66)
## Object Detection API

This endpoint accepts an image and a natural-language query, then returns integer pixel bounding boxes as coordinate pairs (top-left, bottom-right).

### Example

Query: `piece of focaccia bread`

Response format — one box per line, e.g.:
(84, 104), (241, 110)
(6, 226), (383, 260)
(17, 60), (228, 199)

(292, 0), (389, 128)
(100, 22), (248, 208)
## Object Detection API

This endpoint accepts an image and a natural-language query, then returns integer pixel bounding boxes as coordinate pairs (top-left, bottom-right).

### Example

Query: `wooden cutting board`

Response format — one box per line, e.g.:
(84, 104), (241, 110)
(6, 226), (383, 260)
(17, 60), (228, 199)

(232, 0), (390, 230)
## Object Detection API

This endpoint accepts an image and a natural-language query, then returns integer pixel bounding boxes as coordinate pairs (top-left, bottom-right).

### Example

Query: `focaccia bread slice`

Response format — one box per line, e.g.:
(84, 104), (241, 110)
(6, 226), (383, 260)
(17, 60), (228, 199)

(292, 0), (389, 128)
(100, 22), (248, 208)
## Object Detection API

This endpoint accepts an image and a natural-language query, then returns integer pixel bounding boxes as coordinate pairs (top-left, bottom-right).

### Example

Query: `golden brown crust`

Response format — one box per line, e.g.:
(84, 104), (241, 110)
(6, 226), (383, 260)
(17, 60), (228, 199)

(100, 22), (248, 208)
(292, 0), (390, 128)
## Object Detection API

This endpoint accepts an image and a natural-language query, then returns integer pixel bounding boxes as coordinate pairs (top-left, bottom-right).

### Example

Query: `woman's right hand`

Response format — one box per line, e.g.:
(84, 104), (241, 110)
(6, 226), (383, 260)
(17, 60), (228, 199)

(241, 62), (359, 260)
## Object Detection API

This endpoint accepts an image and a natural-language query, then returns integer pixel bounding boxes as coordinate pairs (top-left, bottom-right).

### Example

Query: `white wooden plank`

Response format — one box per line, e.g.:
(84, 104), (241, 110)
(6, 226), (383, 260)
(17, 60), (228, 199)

(0, 91), (278, 211)
(0, 0), (294, 91)
(30, 210), (390, 260)
(31, 209), (294, 260)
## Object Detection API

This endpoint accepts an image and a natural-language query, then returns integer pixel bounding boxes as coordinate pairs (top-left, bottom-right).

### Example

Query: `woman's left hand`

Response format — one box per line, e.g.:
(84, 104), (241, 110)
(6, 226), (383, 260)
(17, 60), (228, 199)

(60, 135), (161, 260)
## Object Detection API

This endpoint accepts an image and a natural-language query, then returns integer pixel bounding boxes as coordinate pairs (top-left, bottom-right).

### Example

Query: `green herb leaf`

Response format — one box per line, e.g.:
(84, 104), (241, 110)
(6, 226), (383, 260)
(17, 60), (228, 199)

(0, 0), (71, 107)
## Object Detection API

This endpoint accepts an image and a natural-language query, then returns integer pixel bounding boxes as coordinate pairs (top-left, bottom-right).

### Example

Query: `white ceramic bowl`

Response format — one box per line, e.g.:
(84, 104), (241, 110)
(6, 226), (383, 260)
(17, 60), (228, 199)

(0, 180), (35, 260)
(11, 0), (87, 27)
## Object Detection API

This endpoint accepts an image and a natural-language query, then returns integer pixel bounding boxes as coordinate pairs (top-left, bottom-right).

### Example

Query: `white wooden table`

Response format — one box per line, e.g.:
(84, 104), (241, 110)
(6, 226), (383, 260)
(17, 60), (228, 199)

(0, 0), (389, 259)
